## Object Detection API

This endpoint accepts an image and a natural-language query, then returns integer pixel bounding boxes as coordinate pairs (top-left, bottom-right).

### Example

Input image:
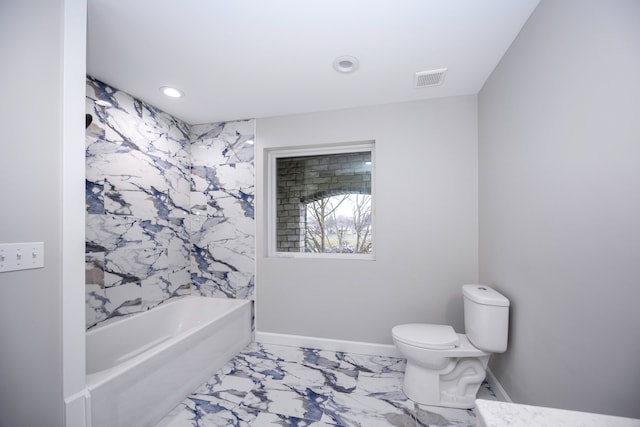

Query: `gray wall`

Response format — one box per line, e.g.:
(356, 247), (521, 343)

(256, 96), (479, 344)
(479, 0), (640, 418)
(0, 0), (66, 425)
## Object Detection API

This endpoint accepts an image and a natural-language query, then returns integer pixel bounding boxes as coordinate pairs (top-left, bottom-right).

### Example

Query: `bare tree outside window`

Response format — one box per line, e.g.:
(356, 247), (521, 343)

(304, 194), (371, 253)
(351, 194), (372, 253)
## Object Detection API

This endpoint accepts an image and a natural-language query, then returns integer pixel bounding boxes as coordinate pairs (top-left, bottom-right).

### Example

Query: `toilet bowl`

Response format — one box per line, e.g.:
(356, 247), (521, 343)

(392, 285), (509, 409)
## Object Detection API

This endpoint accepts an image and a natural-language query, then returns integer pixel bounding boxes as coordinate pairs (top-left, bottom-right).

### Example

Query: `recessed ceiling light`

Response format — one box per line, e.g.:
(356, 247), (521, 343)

(333, 56), (359, 74)
(159, 86), (184, 98)
(245, 139), (254, 145)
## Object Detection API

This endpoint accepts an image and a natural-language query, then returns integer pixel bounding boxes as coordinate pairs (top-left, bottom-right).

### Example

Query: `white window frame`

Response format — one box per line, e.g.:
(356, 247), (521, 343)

(267, 141), (375, 260)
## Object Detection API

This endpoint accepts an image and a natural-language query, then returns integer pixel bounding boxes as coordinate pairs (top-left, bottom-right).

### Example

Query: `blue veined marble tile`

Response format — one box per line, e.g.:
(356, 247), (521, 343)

(190, 216), (254, 268)
(104, 247), (167, 288)
(104, 187), (162, 219)
(141, 268), (190, 311)
(86, 284), (109, 328)
(352, 372), (406, 402)
(212, 165), (254, 209)
(86, 179), (105, 214)
(189, 193), (210, 217)
(157, 395), (260, 427)
(188, 119), (255, 302)
(87, 153), (190, 204)
(215, 162), (255, 188)
(194, 374), (257, 406)
(227, 348), (352, 394)
(236, 347), (416, 426)
(241, 381), (329, 422)
(156, 343), (498, 427)
(191, 270), (254, 299)
(214, 343), (294, 384)
(252, 412), (340, 427)
(167, 237), (191, 271)
(104, 283), (142, 315)
(86, 77), (193, 326)
(237, 190), (254, 220)
(190, 121), (255, 166)
(302, 349), (353, 371)
(412, 404), (477, 426)
(191, 165), (221, 193)
(191, 163), (253, 203)
(319, 390), (418, 427)
(208, 173), (254, 220)
(85, 252), (105, 287)
(260, 361), (329, 389)
(87, 76), (256, 327)
(138, 218), (189, 250)
(256, 343), (307, 364)
(86, 282), (143, 329)
(337, 353), (407, 375)
(189, 122), (225, 140)
(171, 177), (192, 215)
(86, 117), (190, 200)
(87, 215), (188, 253)
(476, 381), (498, 401)
(86, 77), (191, 209)
(204, 235), (254, 272)
(216, 345), (359, 395)
(87, 214), (137, 252)
(87, 77), (190, 149)
(88, 149), (170, 193)
(190, 188), (255, 220)
(104, 183), (190, 221)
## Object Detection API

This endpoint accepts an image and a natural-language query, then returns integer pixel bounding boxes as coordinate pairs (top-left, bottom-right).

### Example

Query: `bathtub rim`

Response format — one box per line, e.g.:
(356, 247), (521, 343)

(86, 295), (252, 389)
(86, 294), (249, 336)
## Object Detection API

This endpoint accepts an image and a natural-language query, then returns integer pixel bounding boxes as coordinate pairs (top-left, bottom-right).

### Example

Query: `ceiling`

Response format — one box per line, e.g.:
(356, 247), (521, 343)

(87, 0), (539, 125)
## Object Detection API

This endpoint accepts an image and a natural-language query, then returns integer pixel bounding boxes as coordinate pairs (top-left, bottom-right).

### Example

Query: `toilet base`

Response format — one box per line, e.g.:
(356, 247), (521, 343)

(402, 355), (490, 409)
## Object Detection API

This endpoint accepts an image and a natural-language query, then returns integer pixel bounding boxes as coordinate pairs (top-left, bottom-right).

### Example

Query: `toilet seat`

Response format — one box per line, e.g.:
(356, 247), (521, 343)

(392, 324), (459, 350)
(394, 330), (489, 358)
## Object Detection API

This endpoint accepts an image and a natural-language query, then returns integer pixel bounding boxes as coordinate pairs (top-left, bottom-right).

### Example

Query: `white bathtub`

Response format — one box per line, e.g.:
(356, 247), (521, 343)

(86, 296), (252, 427)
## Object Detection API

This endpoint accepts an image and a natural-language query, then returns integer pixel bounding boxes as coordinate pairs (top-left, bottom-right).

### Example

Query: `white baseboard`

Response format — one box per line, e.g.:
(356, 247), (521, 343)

(255, 331), (402, 358)
(485, 368), (512, 403)
(64, 388), (90, 427)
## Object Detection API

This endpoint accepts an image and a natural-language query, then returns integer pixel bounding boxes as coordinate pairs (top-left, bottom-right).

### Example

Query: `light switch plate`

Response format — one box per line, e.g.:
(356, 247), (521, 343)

(0, 242), (45, 273)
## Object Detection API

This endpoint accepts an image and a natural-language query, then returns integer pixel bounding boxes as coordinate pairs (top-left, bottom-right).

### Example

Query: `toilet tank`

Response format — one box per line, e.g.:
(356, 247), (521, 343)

(463, 284), (510, 353)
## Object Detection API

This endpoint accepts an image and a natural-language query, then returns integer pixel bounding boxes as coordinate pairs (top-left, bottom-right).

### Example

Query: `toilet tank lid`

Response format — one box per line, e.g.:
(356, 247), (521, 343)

(392, 324), (459, 349)
(462, 284), (510, 307)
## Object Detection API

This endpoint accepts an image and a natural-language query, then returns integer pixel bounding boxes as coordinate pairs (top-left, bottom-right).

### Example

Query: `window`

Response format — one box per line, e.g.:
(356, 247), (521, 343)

(268, 142), (374, 259)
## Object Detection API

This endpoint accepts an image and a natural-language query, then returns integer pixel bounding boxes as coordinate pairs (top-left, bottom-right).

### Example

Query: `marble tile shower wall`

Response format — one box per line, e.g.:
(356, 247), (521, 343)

(189, 122), (255, 300)
(85, 77), (255, 329)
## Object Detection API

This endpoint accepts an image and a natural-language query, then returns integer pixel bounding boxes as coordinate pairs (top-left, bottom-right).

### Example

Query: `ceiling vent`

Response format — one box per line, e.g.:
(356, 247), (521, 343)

(415, 68), (447, 88)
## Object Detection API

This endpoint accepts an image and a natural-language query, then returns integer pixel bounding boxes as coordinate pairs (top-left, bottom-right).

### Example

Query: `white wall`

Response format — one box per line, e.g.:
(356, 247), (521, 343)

(256, 96), (478, 344)
(479, 0), (640, 418)
(1, 1), (66, 425)
(62, 0), (89, 425)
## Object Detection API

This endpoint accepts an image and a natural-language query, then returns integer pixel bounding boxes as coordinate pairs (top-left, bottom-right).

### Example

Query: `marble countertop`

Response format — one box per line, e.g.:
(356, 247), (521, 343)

(475, 399), (640, 427)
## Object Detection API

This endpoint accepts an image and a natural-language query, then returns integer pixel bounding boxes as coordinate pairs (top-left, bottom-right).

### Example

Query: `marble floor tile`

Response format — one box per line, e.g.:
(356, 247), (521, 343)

(251, 411), (339, 427)
(319, 389), (416, 426)
(156, 394), (260, 427)
(242, 381), (327, 422)
(156, 343), (499, 427)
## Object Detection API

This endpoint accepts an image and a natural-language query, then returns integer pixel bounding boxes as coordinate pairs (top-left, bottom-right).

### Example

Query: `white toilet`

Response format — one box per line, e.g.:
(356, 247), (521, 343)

(392, 284), (510, 409)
